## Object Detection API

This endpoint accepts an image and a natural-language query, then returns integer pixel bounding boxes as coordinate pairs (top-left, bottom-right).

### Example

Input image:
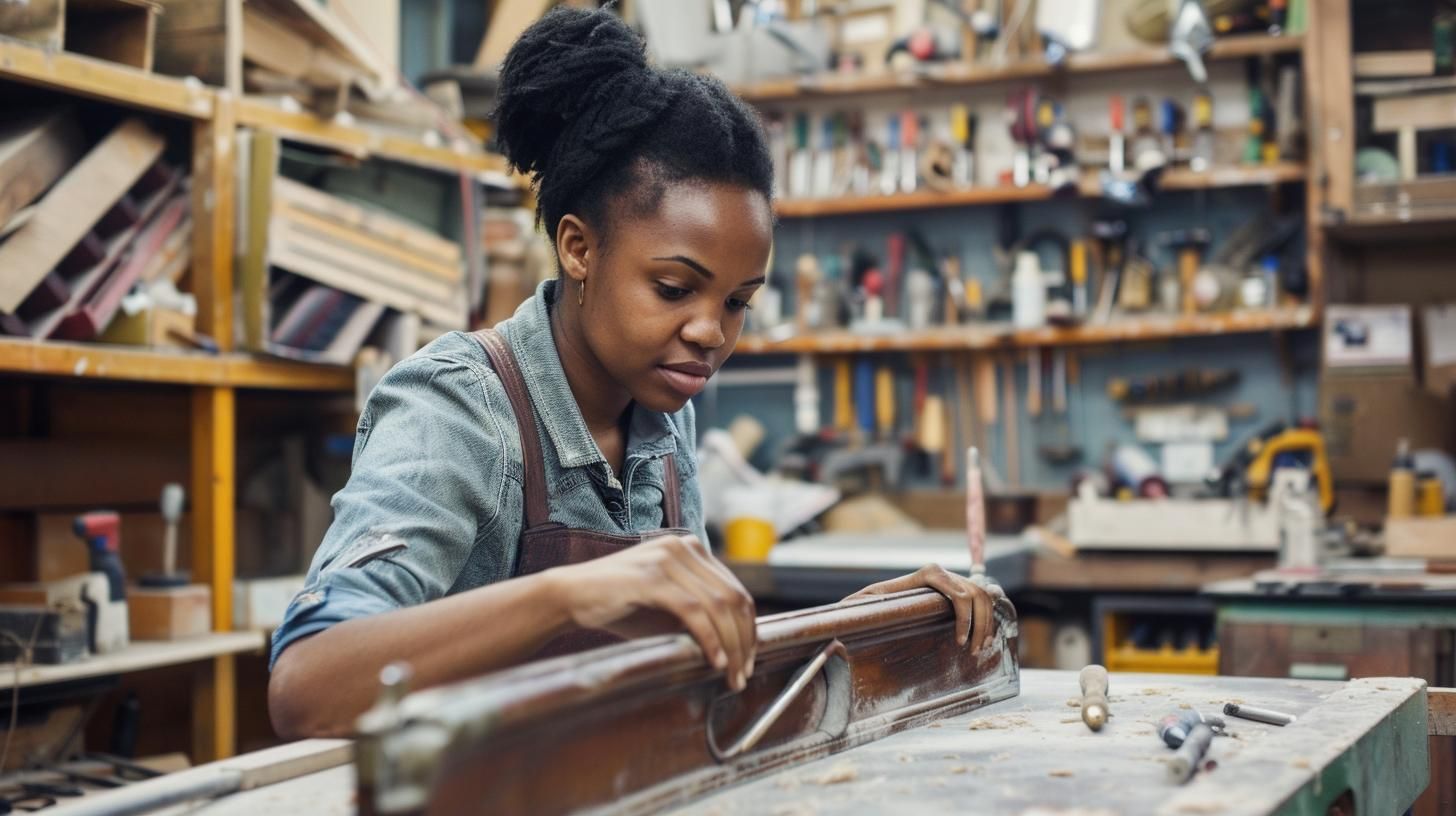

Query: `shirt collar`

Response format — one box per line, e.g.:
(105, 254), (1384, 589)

(504, 280), (678, 471)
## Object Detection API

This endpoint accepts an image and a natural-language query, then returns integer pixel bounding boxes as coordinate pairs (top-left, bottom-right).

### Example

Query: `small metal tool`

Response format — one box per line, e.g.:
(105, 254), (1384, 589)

(1224, 702), (1296, 726)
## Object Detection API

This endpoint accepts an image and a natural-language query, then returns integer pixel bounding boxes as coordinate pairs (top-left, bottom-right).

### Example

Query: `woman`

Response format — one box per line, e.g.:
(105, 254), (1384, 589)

(268, 7), (996, 739)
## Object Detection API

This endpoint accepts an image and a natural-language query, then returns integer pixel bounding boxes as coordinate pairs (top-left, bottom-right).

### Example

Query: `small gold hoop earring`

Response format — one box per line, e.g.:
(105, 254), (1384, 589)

(577, 281), (585, 306)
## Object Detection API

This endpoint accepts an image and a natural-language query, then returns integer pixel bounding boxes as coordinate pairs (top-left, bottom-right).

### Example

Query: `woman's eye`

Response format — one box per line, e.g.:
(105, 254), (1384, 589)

(726, 298), (752, 313)
(656, 283), (690, 301)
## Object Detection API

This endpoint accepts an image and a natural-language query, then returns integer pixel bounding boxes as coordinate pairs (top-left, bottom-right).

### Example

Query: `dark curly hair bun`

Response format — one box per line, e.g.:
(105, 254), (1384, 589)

(493, 6), (773, 245)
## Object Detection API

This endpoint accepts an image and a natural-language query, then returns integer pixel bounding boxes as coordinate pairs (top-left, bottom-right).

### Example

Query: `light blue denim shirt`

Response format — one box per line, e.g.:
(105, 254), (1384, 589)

(270, 280), (705, 668)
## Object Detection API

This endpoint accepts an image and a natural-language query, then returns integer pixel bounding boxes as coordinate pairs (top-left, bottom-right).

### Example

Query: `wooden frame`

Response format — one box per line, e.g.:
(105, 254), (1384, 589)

(355, 588), (1019, 815)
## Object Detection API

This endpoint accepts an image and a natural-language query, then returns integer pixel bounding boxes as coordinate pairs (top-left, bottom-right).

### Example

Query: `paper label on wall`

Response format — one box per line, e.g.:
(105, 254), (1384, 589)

(1324, 304), (1413, 368)
(1161, 441), (1215, 484)
(1424, 304), (1456, 366)
(1134, 405), (1229, 442)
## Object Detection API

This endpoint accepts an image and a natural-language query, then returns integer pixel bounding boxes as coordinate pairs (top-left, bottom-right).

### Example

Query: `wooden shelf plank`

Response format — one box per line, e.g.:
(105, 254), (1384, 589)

(2, 631), (264, 689)
(234, 97), (508, 176)
(0, 38), (214, 119)
(732, 307), (1317, 355)
(775, 163), (1306, 218)
(0, 338), (354, 390)
(736, 34), (1303, 103)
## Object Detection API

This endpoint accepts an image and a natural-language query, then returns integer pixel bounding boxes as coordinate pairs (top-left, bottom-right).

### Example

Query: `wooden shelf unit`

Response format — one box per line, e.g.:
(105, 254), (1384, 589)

(0, 338), (354, 390)
(0, 34), (512, 764)
(774, 163), (1307, 218)
(234, 97), (509, 176)
(735, 34), (1303, 103)
(0, 38), (215, 118)
(2, 631), (266, 690)
(733, 307), (1317, 355)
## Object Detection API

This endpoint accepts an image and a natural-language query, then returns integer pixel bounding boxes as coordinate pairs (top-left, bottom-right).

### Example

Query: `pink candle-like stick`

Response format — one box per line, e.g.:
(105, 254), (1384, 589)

(966, 446), (986, 578)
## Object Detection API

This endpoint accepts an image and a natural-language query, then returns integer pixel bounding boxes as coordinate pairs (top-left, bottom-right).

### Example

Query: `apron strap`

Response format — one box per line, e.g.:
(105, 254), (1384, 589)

(662, 454), (683, 531)
(468, 329), (551, 529)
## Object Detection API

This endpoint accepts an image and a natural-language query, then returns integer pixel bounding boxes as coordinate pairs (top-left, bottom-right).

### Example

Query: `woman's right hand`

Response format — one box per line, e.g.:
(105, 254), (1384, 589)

(544, 534), (758, 690)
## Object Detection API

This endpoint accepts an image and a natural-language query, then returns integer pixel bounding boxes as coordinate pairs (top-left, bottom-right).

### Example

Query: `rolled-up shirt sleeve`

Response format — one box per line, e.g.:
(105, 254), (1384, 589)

(271, 340), (517, 668)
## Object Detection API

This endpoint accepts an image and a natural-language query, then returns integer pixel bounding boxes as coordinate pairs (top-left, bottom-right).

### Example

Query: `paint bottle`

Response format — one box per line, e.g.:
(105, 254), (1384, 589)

(1012, 251), (1047, 329)
(1418, 472), (1446, 517)
(1387, 438), (1416, 520)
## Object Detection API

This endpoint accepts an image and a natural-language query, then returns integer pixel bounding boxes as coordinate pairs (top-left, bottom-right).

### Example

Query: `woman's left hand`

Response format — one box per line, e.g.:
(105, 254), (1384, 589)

(843, 564), (1002, 651)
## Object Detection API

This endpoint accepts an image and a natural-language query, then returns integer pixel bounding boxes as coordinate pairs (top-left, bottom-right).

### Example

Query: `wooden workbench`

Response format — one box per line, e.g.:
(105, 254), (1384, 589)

(97, 671), (1433, 815)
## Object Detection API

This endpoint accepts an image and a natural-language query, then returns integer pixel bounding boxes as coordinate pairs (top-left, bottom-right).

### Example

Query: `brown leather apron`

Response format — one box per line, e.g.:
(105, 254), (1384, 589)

(469, 328), (691, 655)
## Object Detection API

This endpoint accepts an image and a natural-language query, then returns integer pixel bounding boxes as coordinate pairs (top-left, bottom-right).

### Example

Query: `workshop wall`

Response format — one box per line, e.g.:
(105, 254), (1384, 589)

(710, 186), (1319, 492)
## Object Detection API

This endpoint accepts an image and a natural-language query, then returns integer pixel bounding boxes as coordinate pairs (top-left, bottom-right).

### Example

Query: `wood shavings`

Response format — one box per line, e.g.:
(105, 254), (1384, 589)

(1048, 769), (1075, 778)
(775, 776), (801, 792)
(1066, 699), (1081, 707)
(815, 763), (859, 785)
(1291, 758), (1311, 769)
(950, 765), (968, 775)
(898, 754), (913, 764)
(990, 752), (1013, 762)
(772, 805), (816, 816)
(928, 721), (943, 728)
(969, 715), (1031, 730)
(1059, 717), (1080, 724)
(1176, 803), (1227, 814)
(942, 754), (959, 760)
(1178, 703), (1192, 710)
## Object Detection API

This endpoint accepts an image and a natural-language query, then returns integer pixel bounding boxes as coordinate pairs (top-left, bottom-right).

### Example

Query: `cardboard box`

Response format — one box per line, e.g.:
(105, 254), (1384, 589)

(1423, 304), (1456, 399)
(1384, 516), (1456, 559)
(1320, 371), (1454, 482)
(129, 585), (211, 641)
(1325, 304), (1413, 370)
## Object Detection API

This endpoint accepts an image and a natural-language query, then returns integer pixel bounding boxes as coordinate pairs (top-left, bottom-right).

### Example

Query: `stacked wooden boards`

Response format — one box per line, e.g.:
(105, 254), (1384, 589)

(238, 129), (465, 364)
(0, 113), (193, 343)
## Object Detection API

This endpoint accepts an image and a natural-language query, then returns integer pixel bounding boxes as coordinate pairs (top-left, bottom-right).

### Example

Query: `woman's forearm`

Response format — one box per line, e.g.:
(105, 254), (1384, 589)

(269, 571), (570, 738)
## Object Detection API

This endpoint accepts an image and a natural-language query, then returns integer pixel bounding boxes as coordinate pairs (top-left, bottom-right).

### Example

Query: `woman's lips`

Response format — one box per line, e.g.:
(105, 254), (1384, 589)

(658, 361), (712, 398)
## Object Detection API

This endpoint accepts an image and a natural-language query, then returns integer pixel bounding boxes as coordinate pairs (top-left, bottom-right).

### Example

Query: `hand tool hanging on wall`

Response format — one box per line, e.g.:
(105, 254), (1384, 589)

(886, 233), (906, 319)
(1191, 89), (1215, 171)
(900, 111), (920, 193)
(794, 356), (820, 436)
(834, 357), (854, 432)
(881, 115), (901, 196)
(951, 103), (977, 187)
(855, 357), (876, 440)
(789, 112), (811, 198)
(1108, 95), (1127, 174)
(875, 364), (896, 442)
(812, 115), (835, 198)
(1001, 355), (1020, 488)
(1009, 87), (1038, 187)
(1025, 348), (1042, 418)
(941, 253), (965, 325)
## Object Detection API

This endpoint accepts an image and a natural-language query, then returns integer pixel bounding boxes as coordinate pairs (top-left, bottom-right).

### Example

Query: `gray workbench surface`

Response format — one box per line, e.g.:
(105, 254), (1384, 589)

(730, 531), (1034, 602)
(126, 670), (1429, 816)
(670, 670), (1429, 816)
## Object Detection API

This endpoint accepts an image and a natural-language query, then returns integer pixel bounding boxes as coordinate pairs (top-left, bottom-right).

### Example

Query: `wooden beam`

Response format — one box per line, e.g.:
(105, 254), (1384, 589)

(1432, 687), (1455, 737)
(0, 337), (353, 389)
(0, 118), (166, 314)
(0, 0), (63, 48)
(240, 129), (278, 353)
(474, 0), (555, 69)
(1306, 0), (1354, 216)
(1354, 50), (1435, 79)
(1373, 90), (1456, 133)
(192, 97), (237, 352)
(0, 108), (86, 231)
(0, 38), (214, 117)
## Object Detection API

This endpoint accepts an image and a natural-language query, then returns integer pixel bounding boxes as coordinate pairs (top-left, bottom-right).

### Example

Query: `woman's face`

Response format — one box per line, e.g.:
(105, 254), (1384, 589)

(571, 181), (774, 413)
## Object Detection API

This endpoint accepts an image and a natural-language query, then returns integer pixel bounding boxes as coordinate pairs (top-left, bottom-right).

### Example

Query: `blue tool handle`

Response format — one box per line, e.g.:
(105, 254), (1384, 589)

(855, 359), (875, 436)
(87, 542), (127, 602)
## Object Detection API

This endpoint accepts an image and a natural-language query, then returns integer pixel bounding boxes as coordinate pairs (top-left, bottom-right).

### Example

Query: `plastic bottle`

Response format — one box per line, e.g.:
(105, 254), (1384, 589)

(1388, 438), (1416, 520)
(1012, 251), (1047, 329)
